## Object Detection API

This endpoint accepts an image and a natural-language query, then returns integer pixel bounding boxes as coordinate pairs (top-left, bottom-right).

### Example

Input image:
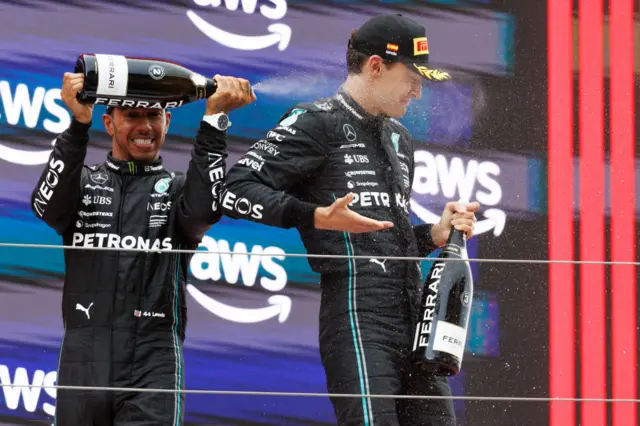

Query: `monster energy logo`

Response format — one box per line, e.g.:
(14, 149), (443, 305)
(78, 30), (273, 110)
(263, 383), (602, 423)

(128, 162), (137, 174)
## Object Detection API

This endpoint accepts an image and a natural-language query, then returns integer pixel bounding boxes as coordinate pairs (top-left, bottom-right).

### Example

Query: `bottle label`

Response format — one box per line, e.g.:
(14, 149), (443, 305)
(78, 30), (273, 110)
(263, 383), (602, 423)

(433, 320), (467, 360)
(443, 243), (461, 257)
(94, 98), (184, 109)
(190, 73), (207, 100)
(412, 261), (445, 351)
(95, 54), (129, 97)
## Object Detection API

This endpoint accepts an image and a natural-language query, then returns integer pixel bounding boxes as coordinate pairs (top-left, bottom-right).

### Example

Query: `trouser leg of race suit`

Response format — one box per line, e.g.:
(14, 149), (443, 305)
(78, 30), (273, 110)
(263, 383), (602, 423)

(318, 274), (456, 426)
(55, 371), (113, 426)
(397, 366), (457, 425)
(54, 330), (114, 426)
(112, 333), (185, 426)
(321, 341), (457, 426)
(321, 339), (404, 425)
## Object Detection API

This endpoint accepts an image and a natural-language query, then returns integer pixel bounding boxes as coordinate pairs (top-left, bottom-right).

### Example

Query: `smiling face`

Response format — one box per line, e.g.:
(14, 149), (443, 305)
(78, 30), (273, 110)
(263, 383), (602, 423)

(102, 107), (171, 163)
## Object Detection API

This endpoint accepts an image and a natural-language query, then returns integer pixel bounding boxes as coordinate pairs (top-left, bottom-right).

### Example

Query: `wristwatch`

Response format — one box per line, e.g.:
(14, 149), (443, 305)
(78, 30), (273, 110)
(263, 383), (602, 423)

(203, 113), (230, 131)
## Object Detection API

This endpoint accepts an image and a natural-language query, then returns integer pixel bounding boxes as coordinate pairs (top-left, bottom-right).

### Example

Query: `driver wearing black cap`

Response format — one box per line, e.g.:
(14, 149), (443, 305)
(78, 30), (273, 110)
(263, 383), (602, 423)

(223, 13), (478, 426)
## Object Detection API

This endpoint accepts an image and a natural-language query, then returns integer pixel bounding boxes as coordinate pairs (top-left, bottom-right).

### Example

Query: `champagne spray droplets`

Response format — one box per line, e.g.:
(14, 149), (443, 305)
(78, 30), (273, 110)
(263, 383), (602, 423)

(252, 73), (335, 98)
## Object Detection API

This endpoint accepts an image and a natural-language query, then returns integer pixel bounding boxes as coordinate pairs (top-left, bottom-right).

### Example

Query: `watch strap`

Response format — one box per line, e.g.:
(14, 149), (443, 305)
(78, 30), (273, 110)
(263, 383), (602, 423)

(202, 113), (230, 131)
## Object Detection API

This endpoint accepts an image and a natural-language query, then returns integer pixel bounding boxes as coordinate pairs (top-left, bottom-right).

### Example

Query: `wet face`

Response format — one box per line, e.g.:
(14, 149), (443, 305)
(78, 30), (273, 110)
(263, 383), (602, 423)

(103, 108), (171, 163)
(370, 60), (423, 118)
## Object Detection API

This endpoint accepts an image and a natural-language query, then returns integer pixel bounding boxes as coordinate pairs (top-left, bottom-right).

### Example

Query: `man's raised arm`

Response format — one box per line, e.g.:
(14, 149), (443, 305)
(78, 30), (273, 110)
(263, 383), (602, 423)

(31, 73), (94, 234)
(176, 75), (256, 244)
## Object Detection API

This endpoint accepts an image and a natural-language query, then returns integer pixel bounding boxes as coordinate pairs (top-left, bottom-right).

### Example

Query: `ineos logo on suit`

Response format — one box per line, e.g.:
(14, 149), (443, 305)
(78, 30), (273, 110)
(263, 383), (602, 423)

(147, 201), (172, 212)
(32, 158), (65, 217)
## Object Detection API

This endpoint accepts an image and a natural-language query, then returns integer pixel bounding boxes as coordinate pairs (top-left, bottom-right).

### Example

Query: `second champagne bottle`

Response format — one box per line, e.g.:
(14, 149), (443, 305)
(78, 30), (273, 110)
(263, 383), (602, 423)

(74, 53), (218, 109)
(411, 225), (474, 377)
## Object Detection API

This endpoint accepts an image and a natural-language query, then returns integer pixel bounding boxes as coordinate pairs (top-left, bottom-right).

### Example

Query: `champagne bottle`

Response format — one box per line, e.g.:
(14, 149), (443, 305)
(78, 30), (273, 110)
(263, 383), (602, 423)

(74, 53), (217, 109)
(411, 224), (474, 376)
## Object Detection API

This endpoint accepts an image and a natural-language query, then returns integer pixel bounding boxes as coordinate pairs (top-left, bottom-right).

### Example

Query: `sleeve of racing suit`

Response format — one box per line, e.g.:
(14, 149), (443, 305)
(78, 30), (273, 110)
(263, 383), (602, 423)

(408, 134), (439, 256)
(414, 223), (438, 256)
(176, 120), (228, 244)
(223, 108), (329, 230)
(30, 118), (91, 234)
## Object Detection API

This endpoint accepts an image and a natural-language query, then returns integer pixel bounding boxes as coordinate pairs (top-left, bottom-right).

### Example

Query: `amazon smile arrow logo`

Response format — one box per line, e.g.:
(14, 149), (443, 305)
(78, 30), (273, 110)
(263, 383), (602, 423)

(0, 138), (55, 166)
(186, 10), (292, 51)
(186, 284), (292, 324)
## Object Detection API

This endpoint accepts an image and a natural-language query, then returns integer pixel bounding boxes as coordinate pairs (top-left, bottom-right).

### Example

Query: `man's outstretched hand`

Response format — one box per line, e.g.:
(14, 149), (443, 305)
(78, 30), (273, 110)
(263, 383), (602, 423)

(314, 193), (394, 234)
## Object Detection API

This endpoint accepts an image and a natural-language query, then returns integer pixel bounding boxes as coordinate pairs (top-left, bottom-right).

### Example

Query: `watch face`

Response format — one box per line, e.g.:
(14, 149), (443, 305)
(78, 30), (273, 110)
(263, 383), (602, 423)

(218, 115), (229, 129)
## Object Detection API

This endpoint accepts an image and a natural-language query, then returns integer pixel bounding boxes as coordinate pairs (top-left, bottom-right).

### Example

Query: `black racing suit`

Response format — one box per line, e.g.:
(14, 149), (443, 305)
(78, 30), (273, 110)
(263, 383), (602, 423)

(222, 88), (456, 425)
(31, 118), (227, 426)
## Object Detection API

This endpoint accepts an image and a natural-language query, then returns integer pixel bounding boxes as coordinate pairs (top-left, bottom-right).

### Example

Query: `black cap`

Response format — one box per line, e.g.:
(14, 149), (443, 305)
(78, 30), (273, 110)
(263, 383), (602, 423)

(349, 14), (451, 82)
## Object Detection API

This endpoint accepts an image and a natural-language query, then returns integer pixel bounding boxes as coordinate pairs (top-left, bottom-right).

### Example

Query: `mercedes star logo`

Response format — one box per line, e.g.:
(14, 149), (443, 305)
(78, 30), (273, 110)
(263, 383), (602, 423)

(90, 172), (108, 185)
(343, 124), (357, 142)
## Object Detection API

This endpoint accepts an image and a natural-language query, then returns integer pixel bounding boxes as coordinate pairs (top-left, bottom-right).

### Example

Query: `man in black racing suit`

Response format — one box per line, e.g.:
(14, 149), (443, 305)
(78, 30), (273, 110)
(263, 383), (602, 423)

(222, 14), (480, 426)
(31, 70), (255, 426)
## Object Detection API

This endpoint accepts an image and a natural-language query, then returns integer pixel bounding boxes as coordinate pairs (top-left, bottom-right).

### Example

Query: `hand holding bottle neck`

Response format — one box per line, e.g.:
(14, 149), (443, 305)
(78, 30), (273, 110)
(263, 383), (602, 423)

(446, 227), (467, 247)
(430, 197), (478, 247)
(430, 221), (468, 248)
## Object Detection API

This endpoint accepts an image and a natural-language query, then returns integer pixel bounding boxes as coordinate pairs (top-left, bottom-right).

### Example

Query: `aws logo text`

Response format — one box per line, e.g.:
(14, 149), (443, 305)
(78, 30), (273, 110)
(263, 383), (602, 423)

(0, 80), (71, 165)
(0, 365), (57, 416)
(190, 236), (286, 291)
